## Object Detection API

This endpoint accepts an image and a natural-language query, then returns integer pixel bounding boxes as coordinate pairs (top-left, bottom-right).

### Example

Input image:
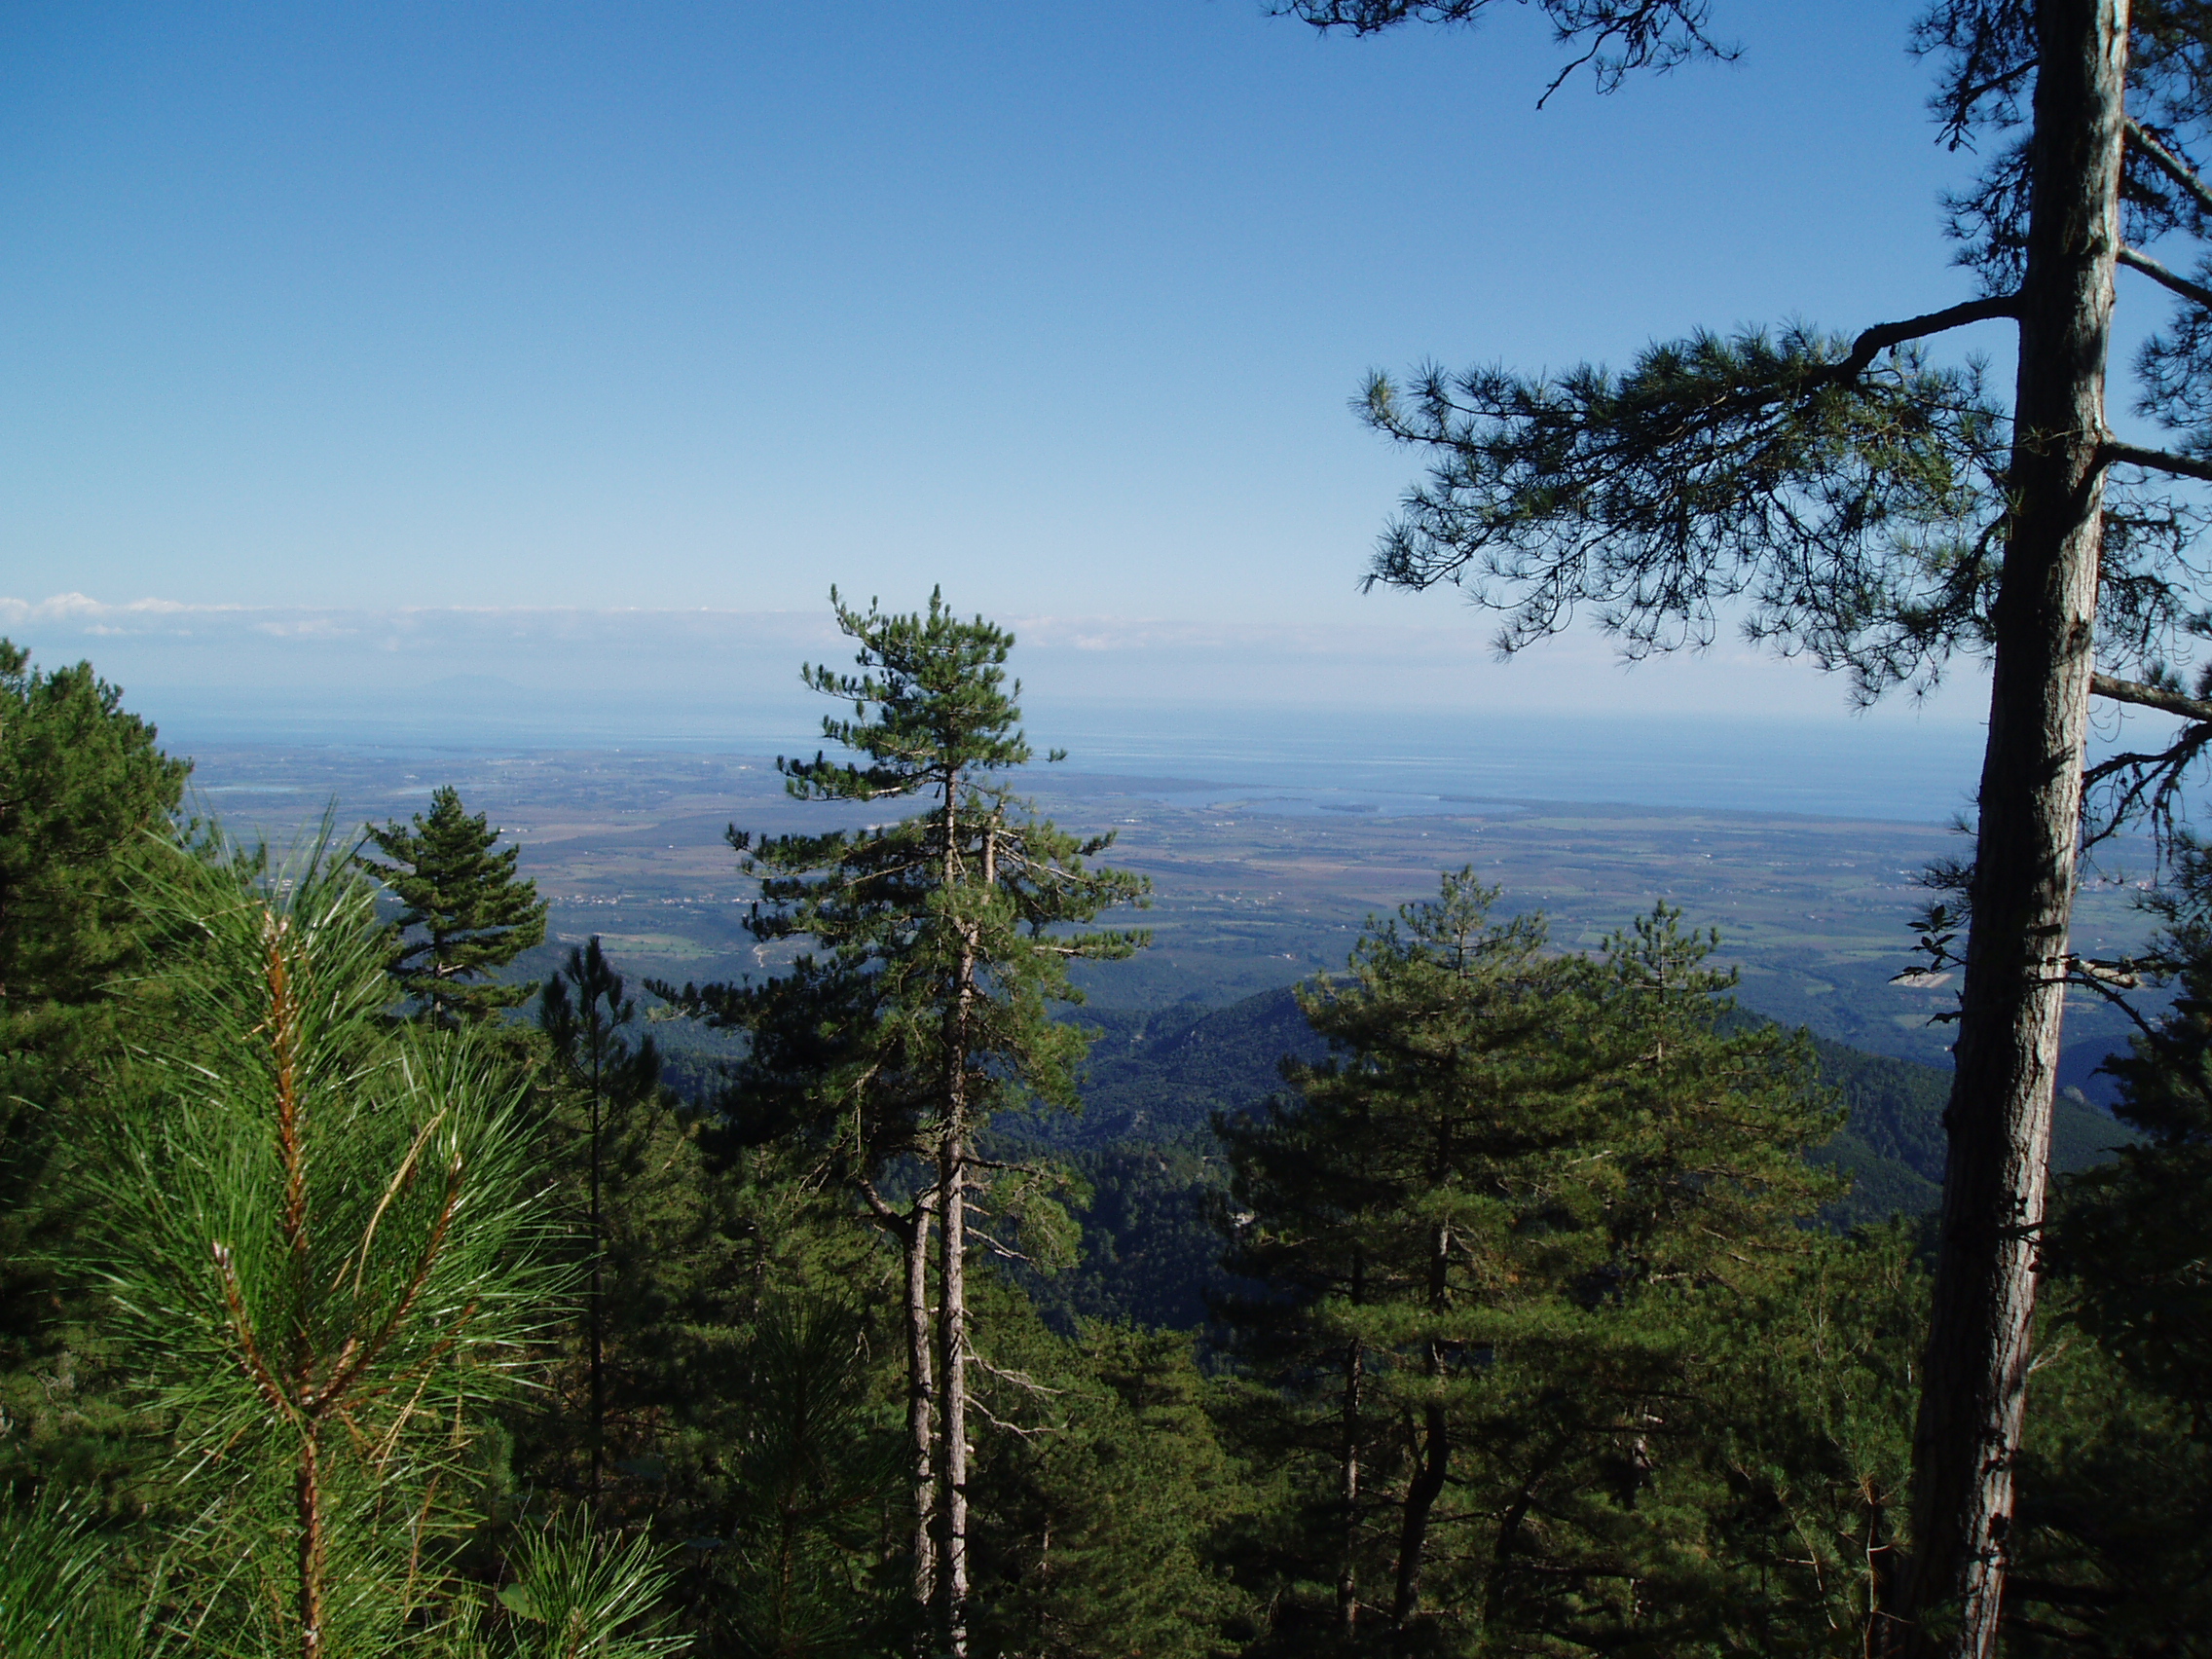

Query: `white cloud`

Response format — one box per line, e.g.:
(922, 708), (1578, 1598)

(1, 593), (1994, 728)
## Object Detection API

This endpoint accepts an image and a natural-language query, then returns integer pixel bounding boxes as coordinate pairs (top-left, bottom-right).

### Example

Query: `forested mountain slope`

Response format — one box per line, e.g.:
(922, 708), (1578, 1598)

(1040, 985), (2133, 1253)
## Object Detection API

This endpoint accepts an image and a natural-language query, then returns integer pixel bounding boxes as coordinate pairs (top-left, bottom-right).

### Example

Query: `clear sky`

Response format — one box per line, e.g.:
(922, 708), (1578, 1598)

(1, 1), (2017, 723)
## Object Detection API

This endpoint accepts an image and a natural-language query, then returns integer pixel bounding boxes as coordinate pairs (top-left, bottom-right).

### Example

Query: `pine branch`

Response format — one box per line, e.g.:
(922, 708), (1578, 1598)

(2101, 440), (2212, 484)
(2127, 116), (2212, 219)
(2118, 245), (2212, 311)
(1821, 294), (2022, 384)
(2091, 669), (2212, 721)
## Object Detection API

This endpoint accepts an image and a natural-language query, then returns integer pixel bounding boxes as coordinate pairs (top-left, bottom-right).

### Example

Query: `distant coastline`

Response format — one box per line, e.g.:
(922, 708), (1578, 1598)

(140, 684), (1992, 825)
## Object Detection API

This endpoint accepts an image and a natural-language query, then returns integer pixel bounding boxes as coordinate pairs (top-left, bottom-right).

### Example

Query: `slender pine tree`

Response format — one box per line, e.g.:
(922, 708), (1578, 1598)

(663, 587), (1149, 1657)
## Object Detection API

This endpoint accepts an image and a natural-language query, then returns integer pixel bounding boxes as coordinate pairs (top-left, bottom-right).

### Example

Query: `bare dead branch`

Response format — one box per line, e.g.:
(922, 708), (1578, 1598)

(2102, 440), (2212, 484)
(2091, 669), (2212, 720)
(2118, 245), (2212, 311)
(2127, 117), (2212, 219)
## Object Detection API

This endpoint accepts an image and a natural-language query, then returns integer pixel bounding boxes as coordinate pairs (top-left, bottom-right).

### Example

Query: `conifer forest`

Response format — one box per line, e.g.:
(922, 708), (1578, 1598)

(18, 3), (2212, 1657)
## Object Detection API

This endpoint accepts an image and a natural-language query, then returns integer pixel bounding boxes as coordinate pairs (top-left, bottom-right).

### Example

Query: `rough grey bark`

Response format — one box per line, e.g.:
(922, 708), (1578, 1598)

(588, 1036), (605, 1504)
(1890, 4), (2129, 1655)
(904, 1197), (938, 1611)
(936, 1132), (970, 1659)
(934, 782), (976, 1659)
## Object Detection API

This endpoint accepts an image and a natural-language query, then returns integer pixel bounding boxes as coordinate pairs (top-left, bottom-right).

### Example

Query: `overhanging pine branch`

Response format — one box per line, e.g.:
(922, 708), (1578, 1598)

(2101, 440), (2212, 484)
(2118, 245), (2212, 311)
(2126, 117), (2212, 219)
(1823, 295), (2021, 384)
(2090, 670), (2212, 721)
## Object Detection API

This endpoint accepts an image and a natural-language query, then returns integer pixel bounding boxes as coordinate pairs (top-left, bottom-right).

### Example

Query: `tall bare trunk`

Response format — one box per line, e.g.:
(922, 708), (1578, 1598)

(1393, 1403), (1448, 1632)
(936, 1131), (970, 1659)
(1892, 5), (2126, 1655)
(904, 1194), (938, 1612)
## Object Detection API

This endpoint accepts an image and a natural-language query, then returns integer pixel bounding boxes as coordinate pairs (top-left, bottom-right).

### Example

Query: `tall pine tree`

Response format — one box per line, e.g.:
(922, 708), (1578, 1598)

(539, 936), (669, 1506)
(0, 644), (190, 1495)
(663, 588), (1149, 1657)
(1258, 9), (2212, 1643)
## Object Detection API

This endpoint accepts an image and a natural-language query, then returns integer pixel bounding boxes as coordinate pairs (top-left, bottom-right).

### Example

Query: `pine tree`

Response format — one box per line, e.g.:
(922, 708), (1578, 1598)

(81, 831), (558, 1657)
(1262, 9), (2212, 1644)
(663, 587), (1150, 1656)
(0, 643), (190, 1496)
(1218, 877), (1842, 1652)
(362, 785), (546, 1027)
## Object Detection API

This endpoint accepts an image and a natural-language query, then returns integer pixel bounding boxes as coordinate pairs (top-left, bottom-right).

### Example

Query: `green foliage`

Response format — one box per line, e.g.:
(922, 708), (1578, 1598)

(0, 1484), (129, 1656)
(962, 1287), (1253, 1659)
(362, 785), (547, 1027)
(1355, 330), (2008, 703)
(80, 832), (560, 1655)
(1214, 875), (1859, 1653)
(485, 1513), (690, 1659)
(1017, 1134), (1239, 1336)
(2053, 837), (2212, 1405)
(711, 1295), (904, 1659)
(0, 643), (191, 1492)
(2015, 838), (2212, 1652)
(2009, 1300), (2212, 1658)
(537, 936), (673, 1502)
(0, 641), (191, 1081)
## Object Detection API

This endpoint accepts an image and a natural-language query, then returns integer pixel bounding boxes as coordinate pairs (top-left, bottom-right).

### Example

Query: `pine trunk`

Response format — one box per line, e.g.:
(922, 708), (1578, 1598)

(1339, 1247), (1366, 1634)
(1393, 1403), (1448, 1630)
(1892, 5), (2125, 1654)
(904, 1196), (938, 1613)
(936, 1131), (970, 1659)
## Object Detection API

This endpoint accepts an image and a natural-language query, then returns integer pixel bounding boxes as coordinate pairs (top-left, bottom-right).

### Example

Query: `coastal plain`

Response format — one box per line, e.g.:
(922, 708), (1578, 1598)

(186, 740), (2156, 1088)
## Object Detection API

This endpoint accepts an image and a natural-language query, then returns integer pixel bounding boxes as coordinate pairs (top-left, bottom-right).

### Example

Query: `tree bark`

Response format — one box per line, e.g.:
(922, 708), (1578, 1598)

(1393, 1216), (1453, 1634)
(904, 1195), (938, 1613)
(1891, 5), (2127, 1655)
(936, 1130), (970, 1659)
(1393, 1402), (1449, 1633)
(296, 1427), (326, 1659)
(1339, 1245), (1366, 1636)
(589, 1036), (605, 1506)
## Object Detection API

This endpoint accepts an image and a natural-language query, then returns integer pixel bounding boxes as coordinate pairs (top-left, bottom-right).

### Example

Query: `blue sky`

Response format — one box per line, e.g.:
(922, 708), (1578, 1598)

(1, 1), (2015, 723)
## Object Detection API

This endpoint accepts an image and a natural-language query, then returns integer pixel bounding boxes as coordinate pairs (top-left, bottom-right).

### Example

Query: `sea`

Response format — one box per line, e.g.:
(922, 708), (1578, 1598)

(141, 683), (2002, 827)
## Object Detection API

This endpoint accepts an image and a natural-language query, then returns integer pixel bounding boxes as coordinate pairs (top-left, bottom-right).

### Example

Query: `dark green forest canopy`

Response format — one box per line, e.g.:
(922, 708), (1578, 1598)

(0, 618), (2203, 1655)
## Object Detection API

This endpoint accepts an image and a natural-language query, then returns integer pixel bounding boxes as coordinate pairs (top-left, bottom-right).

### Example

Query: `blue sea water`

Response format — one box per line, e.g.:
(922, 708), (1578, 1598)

(143, 682), (1995, 827)
(1025, 704), (1989, 825)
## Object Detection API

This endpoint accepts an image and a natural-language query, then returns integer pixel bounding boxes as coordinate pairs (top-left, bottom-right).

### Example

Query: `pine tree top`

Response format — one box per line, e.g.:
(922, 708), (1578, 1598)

(360, 784), (547, 1025)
